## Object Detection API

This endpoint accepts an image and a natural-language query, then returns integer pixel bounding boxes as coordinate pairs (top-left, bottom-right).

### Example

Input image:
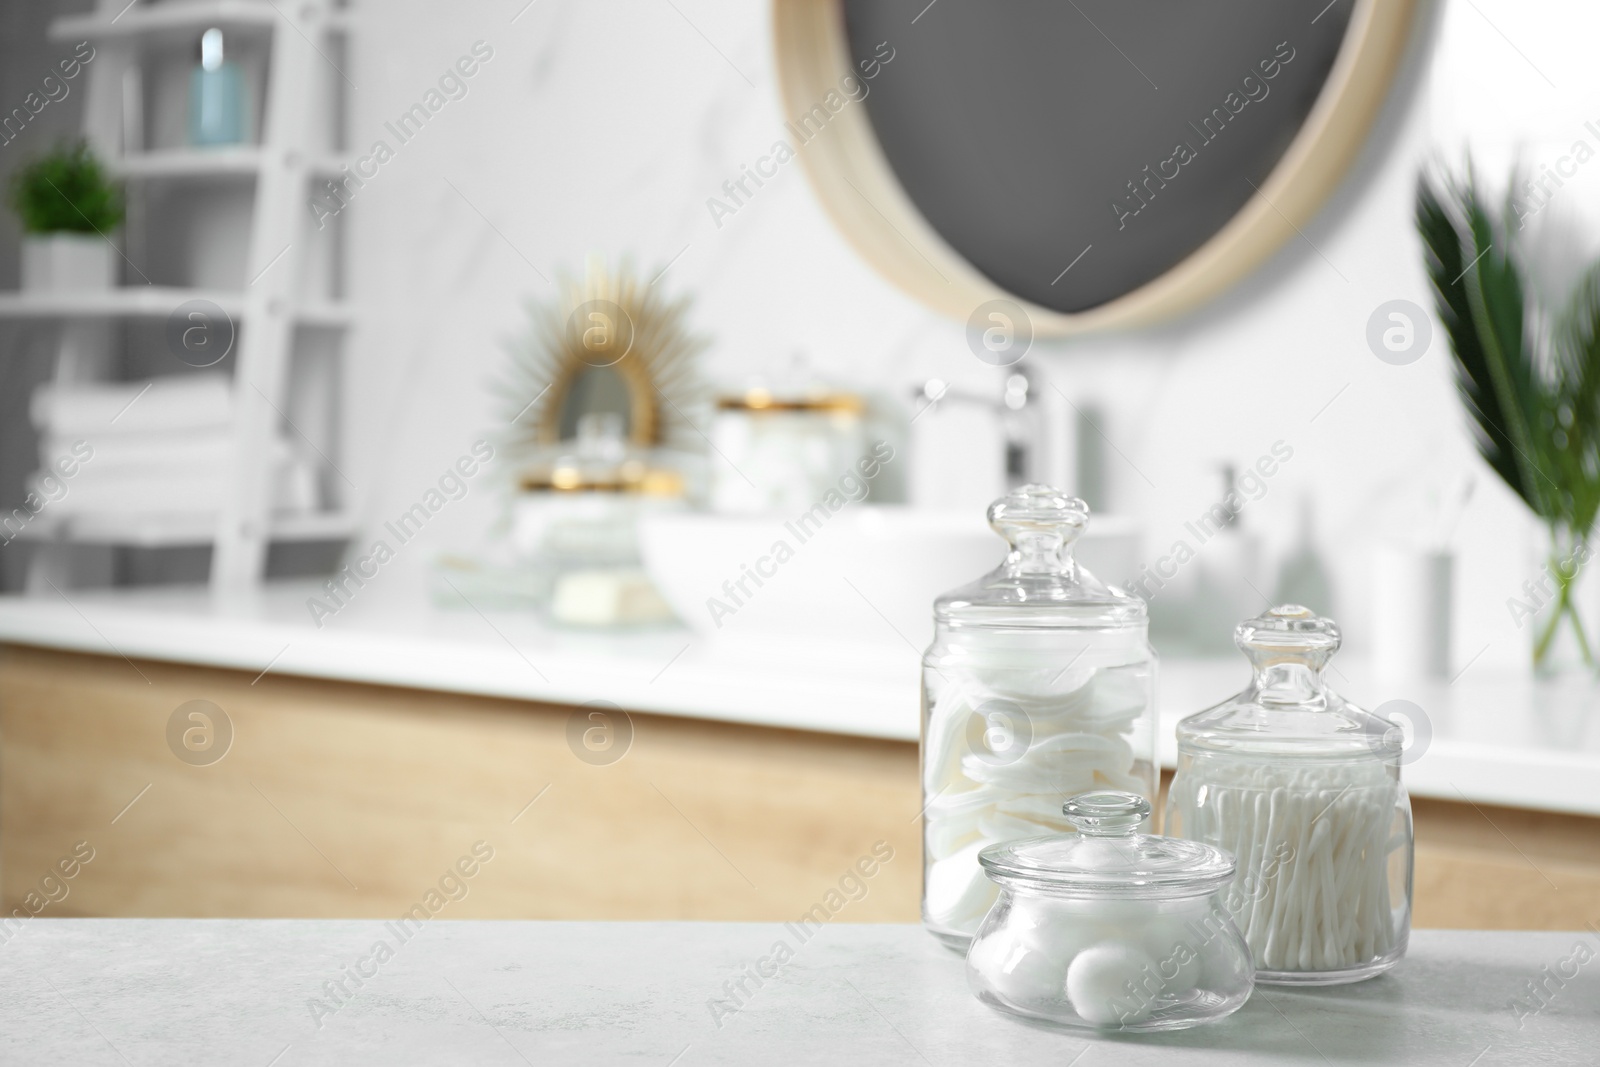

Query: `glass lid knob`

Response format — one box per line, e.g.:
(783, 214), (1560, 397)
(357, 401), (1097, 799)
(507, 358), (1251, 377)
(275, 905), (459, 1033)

(1061, 790), (1150, 837)
(1235, 604), (1340, 670)
(1233, 604), (1341, 706)
(987, 484), (1088, 572)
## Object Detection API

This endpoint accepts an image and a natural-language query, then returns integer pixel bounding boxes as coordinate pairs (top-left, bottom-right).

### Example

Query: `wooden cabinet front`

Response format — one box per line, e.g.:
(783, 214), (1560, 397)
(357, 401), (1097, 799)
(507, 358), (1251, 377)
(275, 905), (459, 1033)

(2, 643), (1597, 930)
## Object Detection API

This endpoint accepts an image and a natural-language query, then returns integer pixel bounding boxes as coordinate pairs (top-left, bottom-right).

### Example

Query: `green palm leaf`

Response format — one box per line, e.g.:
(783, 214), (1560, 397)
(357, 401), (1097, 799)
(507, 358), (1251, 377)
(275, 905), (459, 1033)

(1423, 162), (1600, 670)
(1415, 170), (1553, 520)
(1553, 264), (1600, 535)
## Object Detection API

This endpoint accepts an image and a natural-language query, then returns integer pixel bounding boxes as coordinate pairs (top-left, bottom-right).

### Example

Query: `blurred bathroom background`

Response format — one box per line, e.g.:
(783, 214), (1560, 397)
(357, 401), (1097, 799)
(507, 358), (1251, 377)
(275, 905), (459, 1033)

(2, 0), (1586, 671)
(0, 0), (1596, 928)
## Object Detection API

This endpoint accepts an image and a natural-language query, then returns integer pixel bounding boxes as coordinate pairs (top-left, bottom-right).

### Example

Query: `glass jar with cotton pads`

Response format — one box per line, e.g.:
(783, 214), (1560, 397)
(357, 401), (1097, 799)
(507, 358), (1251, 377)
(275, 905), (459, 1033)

(922, 485), (1157, 950)
(968, 791), (1253, 1032)
(1165, 605), (1414, 985)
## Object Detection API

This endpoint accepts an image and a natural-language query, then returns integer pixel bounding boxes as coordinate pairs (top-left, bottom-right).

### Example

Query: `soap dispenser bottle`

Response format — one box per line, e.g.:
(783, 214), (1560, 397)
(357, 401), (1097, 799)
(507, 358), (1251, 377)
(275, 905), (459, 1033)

(1191, 463), (1263, 653)
(189, 27), (247, 146)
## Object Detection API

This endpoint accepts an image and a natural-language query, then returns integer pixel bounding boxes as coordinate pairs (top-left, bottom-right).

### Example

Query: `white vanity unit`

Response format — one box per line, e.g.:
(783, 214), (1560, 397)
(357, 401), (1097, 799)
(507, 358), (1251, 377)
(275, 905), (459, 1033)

(4, 583), (1600, 812)
(0, 580), (1596, 930)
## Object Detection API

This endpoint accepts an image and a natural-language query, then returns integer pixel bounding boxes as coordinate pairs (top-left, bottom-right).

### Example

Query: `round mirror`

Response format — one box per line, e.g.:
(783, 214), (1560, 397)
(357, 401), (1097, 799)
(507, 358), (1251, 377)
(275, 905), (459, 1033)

(774, 0), (1421, 335)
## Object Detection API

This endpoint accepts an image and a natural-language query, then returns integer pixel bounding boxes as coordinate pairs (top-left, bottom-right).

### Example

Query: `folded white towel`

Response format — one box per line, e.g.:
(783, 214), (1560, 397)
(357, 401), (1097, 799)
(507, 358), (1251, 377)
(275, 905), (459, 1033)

(39, 431), (235, 474)
(42, 472), (232, 514)
(27, 436), (314, 517)
(31, 374), (232, 435)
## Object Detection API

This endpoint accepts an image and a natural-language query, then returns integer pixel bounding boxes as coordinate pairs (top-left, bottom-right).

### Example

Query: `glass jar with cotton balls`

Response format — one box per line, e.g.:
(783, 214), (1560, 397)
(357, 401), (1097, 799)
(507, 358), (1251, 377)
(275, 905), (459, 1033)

(966, 791), (1254, 1032)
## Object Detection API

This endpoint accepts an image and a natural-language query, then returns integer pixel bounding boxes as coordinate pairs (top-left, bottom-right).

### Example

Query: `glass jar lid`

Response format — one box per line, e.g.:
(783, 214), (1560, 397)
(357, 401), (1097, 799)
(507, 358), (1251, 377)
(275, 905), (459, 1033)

(1175, 605), (1400, 760)
(979, 791), (1234, 897)
(934, 485), (1144, 630)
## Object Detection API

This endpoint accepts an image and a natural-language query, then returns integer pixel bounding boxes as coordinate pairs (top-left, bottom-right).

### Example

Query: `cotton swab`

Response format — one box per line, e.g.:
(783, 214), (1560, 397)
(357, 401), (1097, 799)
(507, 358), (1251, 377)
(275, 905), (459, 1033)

(1168, 759), (1402, 975)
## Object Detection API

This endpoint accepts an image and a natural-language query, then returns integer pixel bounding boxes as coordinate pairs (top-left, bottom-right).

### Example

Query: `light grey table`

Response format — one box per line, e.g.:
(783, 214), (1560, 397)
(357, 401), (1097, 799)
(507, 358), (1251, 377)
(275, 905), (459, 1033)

(0, 921), (1594, 1065)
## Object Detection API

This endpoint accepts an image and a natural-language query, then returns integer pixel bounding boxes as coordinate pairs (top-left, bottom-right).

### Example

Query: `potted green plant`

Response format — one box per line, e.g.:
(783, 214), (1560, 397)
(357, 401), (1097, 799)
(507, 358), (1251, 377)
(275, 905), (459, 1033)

(8, 139), (123, 292)
(1416, 165), (1600, 675)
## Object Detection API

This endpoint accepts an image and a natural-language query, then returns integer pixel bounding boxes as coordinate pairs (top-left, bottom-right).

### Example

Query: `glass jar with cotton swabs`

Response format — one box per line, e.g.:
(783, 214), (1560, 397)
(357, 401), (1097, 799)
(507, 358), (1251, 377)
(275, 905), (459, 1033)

(922, 485), (1157, 951)
(1165, 605), (1414, 985)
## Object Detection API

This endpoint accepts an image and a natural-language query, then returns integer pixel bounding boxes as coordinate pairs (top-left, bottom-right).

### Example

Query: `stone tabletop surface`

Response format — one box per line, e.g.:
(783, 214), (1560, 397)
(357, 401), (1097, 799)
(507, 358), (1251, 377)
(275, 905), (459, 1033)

(1, 921), (1595, 1065)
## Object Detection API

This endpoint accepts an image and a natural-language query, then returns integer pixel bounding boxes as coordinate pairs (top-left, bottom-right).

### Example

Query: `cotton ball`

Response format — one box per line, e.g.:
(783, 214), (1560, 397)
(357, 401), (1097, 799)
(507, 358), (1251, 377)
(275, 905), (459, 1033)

(1022, 920), (1105, 982)
(1065, 943), (1158, 1026)
(1058, 838), (1141, 875)
(1051, 896), (1151, 937)
(967, 925), (1069, 1006)
(1142, 914), (1203, 997)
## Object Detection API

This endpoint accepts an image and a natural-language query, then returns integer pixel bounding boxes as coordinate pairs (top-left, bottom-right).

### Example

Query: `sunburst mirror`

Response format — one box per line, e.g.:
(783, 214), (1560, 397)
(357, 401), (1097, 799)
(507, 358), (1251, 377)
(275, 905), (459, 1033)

(500, 259), (706, 460)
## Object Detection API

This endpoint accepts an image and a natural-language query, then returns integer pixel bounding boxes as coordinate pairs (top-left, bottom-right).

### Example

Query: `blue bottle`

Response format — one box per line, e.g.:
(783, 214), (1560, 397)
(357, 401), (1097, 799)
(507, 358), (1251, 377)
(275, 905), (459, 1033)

(188, 28), (247, 147)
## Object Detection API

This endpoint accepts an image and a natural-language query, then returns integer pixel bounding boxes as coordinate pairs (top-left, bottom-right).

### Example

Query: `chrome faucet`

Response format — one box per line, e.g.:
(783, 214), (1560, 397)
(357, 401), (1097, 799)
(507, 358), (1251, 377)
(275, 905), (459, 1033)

(913, 371), (1043, 489)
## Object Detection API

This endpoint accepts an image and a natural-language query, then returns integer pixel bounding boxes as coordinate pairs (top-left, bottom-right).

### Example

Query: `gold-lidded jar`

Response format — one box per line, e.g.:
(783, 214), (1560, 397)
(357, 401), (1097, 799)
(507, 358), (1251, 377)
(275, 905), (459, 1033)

(708, 388), (866, 514)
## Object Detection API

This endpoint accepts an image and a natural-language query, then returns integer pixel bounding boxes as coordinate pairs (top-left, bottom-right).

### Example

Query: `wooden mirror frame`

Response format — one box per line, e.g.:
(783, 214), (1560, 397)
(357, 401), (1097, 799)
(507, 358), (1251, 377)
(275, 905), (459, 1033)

(772, 0), (1421, 335)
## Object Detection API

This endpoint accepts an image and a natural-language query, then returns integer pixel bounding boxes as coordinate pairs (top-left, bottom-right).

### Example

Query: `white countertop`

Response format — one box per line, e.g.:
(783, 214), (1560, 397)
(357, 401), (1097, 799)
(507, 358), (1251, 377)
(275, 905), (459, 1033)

(0, 581), (1597, 816)
(1, 921), (1592, 1065)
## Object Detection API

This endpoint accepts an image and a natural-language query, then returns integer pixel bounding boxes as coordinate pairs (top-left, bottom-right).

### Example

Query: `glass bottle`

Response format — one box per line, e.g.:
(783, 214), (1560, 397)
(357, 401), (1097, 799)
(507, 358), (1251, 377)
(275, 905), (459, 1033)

(189, 28), (248, 147)
(922, 485), (1157, 950)
(968, 791), (1253, 1032)
(1165, 605), (1414, 984)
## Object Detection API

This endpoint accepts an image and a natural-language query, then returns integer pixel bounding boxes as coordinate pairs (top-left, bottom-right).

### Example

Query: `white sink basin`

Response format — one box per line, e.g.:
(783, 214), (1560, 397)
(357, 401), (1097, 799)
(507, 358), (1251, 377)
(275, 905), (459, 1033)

(638, 506), (1142, 650)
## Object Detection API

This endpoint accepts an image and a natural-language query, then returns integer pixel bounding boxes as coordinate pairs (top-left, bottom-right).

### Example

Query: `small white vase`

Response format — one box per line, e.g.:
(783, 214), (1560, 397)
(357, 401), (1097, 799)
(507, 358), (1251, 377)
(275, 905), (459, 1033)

(1371, 543), (1453, 682)
(20, 233), (117, 292)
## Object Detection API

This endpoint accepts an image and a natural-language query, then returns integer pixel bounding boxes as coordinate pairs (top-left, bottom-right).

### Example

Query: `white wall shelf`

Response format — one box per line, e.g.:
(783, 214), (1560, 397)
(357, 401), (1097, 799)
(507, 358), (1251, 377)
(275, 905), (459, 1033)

(113, 148), (346, 181)
(117, 147), (261, 178)
(295, 302), (354, 328)
(50, 2), (279, 44)
(0, 289), (352, 328)
(0, 287), (243, 319)
(17, 0), (356, 594)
